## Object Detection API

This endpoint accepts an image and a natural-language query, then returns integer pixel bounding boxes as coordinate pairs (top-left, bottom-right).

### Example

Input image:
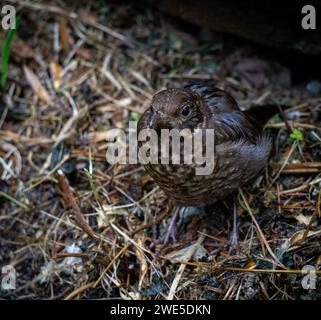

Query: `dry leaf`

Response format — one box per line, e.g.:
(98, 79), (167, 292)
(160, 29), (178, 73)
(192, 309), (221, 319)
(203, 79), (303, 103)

(50, 61), (63, 89)
(11, 38), (35, 59)
(96, 215), (108, 229)
(86, 131), (109, 143)
(289, 230), (321, 246)
(295, 214), (312, 226)
(59, 18), (72, 52)
(166, 234), (205, 300)
(135, 237), (148, 290)
(23, 66), (52, 104)
(164, 243), (208, 263)
(245, 261), (257, 269)
(64, 66), (91, 89)
(79, 9), (98, 25)
(96, 204), (125, 229)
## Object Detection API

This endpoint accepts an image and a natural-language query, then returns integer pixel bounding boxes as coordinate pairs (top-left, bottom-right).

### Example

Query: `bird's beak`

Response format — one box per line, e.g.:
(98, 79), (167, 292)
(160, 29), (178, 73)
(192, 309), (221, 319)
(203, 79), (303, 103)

(151, 115), (178, 132)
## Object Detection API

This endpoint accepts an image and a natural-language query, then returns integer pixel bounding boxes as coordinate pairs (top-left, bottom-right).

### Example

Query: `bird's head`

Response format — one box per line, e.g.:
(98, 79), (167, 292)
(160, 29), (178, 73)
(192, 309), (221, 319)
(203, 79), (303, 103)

(149, 88), (209, 131)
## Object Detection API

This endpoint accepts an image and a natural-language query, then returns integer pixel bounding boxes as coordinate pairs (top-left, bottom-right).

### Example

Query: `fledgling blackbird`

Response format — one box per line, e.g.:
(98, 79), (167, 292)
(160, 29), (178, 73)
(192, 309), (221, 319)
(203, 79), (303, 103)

(137, 82), (272, 251)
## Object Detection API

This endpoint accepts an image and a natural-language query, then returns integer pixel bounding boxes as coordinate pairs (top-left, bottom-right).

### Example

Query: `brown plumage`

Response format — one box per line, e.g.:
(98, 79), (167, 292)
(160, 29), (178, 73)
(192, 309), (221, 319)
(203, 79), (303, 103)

(137, 83), (272, 207)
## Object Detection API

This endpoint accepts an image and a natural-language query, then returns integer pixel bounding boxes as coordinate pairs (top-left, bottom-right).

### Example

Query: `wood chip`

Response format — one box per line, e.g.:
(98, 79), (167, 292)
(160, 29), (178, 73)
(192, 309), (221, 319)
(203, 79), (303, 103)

(23, 65), (52, 104)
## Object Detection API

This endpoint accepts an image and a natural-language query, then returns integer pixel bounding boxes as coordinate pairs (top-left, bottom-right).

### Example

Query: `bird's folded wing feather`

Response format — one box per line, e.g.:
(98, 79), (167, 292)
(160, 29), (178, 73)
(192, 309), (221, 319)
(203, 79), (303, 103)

(186, 83), (262, 145)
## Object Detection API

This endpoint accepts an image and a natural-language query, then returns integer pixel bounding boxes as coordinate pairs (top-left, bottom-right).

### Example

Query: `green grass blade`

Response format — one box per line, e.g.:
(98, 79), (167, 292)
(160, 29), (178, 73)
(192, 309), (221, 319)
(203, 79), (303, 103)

(83, 168), (100, 204)
(1, 16), (21, 89)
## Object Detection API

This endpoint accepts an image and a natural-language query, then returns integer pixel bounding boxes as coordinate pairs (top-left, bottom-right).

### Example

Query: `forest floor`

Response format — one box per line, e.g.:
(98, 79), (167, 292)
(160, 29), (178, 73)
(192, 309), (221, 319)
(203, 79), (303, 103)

(0, 0), (321, 299)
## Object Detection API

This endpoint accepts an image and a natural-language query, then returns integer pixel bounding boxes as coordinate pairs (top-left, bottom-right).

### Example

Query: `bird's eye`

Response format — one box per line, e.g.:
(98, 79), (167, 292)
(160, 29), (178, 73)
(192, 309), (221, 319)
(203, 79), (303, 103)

(180, 105), (191, 117)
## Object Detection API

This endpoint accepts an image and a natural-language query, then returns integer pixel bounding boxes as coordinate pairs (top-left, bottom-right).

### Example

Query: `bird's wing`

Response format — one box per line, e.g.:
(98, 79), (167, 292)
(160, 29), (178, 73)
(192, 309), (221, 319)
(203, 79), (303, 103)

(213, 133), (272, 187)
(184, 82), (240, 113)
(185, 82), (262, 145)
(212, 111), (262, 145)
